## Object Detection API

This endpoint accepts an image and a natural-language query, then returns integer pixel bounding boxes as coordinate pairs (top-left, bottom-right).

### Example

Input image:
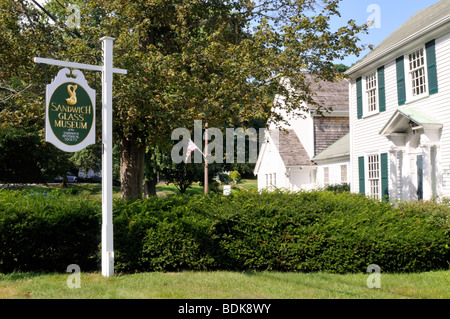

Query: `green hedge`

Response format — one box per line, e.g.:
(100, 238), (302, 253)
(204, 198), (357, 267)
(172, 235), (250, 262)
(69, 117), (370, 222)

(0, 189), (448, 273)
(113, 190), (449, 273)
(0, 190), (100, 272)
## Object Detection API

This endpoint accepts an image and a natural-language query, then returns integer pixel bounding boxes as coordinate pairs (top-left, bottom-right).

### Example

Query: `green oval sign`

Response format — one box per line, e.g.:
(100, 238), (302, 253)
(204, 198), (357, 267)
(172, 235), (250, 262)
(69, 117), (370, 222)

(48, 82), (94, 146)
(46, 68), (96, 152)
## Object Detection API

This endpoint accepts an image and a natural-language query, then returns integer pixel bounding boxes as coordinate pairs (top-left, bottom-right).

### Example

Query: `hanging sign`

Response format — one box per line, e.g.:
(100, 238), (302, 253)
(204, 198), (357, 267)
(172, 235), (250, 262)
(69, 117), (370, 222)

(46, 68), (95, 152)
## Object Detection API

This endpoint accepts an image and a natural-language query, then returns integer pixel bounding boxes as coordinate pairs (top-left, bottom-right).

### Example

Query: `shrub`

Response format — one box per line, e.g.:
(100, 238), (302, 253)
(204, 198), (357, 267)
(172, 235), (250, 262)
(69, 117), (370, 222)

(0, 190), (100, 272)
(1, 188), (448, 273)
(229, 171), (241, 183)
(324, 183), (350, 193)
(219, 173), (232, 185)
(113, 190), (449, 273)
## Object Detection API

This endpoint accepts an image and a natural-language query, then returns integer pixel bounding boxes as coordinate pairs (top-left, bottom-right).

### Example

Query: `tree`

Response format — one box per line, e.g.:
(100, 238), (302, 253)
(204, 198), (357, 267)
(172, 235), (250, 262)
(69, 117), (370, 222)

(69, 143), (102, 178)
(161, 162), (204, 194)
(334, 63), (350, 73)
(0, 0), (77, 185)
(93, 0), (369, 200)
(0, 126), (73, 184)
(143, 144), (171, 197)
(2, 0), (370, 200)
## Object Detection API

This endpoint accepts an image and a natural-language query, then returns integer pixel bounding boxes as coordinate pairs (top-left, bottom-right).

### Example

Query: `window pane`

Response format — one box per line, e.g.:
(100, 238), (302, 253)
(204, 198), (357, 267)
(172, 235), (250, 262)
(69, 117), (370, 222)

(367, 154), (380, 198)
(409, 48), (427, 96)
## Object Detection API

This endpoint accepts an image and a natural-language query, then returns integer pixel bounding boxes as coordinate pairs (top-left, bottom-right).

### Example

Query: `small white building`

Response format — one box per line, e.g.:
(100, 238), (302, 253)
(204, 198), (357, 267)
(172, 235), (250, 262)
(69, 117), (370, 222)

(313, 133), (350, 188)
(254, 76), (350, 191)
(346, 0), (450, 201)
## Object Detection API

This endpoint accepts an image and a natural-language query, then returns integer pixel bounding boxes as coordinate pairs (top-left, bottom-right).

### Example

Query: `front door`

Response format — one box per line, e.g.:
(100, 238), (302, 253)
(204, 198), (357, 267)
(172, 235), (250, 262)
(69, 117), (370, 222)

(417, 155), (423, 201)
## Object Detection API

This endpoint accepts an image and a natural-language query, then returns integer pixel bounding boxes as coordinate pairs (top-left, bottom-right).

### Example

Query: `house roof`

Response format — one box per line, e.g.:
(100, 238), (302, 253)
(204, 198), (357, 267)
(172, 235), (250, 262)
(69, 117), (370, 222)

(272, 129), (314, 167)
(304, 74), (349, 112)
(347, 0), (450, 75)
(312, 133), (350, 162)
(380, 107), (443, 136)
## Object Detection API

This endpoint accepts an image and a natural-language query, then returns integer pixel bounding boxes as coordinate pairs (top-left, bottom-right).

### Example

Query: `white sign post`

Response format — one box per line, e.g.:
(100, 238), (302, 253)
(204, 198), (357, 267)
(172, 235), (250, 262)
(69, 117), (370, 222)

(35, 37), (127, 277)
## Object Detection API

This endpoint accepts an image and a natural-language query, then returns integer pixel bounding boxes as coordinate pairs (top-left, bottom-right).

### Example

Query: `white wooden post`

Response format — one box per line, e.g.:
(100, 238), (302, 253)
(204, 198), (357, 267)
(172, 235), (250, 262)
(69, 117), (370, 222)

(34, 36), (126, 277)
(101, 36), (115, 277)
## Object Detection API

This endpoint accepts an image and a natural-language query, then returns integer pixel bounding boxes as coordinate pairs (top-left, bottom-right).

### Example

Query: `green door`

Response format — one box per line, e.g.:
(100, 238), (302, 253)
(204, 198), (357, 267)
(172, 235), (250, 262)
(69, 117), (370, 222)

(417, 155), (423, 201)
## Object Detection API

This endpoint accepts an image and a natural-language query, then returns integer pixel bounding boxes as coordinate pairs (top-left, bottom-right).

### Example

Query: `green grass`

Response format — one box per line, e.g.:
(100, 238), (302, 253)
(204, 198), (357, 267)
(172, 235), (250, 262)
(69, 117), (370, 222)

(15, 183), (121, 200)
(0, 270), (448, 299)
(155, 178), (258, 196)
(10, 178), (258, 198)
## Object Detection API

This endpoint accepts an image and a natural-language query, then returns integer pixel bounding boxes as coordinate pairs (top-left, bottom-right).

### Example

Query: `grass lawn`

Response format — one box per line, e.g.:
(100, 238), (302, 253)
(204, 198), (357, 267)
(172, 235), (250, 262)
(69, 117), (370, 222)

(10, 178), (258, 198)
(155, 179), (258, 196)
(0, 270), (448, 299)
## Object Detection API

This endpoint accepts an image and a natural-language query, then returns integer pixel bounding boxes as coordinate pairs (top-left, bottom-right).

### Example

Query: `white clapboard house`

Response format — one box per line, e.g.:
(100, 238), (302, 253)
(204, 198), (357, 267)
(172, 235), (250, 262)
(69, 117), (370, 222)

(346, 0), (450, 201)
(254, 76), (350, 191)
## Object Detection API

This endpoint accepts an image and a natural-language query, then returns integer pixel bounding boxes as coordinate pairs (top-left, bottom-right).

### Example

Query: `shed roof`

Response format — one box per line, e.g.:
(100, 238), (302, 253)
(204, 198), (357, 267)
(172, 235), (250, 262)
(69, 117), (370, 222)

(312, 133), (349, 162)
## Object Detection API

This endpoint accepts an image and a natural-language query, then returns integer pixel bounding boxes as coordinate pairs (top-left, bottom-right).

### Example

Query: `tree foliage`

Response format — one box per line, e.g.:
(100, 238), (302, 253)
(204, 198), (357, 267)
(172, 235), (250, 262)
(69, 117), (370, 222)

(1, 0), (369, 197)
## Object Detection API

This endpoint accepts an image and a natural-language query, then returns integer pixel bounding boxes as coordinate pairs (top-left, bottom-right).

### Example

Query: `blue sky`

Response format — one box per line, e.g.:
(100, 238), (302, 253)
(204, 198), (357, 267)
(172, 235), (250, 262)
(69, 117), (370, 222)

(332, 0), (440, 66)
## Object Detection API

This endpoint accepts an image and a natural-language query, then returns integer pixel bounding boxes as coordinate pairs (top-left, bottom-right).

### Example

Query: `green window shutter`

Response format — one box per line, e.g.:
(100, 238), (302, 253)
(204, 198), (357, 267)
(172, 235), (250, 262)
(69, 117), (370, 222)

(356, 77), (363, 119)
(380, 153), (389, 201)
(396, 56), (406, 105)
(425, 40), (438, 94)
(377, 66), (386, 112)
(358, 156), (365, 194)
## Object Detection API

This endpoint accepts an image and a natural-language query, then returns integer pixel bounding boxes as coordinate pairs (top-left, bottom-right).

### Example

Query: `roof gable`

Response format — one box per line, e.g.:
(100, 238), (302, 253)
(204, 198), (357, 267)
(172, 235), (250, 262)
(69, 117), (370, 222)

(380, 107), (443, 136)
(347, 0), (450, 75)
(272, 129), (314, 167)
(304, 74), (349, 112)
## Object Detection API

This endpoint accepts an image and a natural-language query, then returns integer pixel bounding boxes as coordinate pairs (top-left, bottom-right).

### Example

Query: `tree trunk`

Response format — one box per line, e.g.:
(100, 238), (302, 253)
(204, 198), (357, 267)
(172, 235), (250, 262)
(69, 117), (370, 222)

(144, 178), (157, 197)
(120, 136), (145, 201)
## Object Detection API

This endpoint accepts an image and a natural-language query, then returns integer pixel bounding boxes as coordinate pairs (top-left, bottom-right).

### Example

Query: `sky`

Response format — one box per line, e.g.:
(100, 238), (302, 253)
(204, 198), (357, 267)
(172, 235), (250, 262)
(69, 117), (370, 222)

(34, 0), (441, 67)
(331, 0), (441, 66)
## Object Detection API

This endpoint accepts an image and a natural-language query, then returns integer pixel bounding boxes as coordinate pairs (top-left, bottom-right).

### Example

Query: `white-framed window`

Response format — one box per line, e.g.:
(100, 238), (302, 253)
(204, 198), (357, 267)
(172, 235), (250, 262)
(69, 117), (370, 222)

(341, 164), (347, 183)
(324, 167), (329, 185)
(367, 154), (380, 199)
(407, 46), (428, 99)
(265, 174), (269, 187)
(273, 173), (276, 186)
(365, 71), (378, 114)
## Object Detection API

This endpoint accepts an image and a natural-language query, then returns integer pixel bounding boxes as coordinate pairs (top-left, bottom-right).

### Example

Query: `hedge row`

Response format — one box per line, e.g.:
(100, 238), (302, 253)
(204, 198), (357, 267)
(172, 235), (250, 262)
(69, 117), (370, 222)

(0, 189), (448, 273)
(0, 190), (100, 272)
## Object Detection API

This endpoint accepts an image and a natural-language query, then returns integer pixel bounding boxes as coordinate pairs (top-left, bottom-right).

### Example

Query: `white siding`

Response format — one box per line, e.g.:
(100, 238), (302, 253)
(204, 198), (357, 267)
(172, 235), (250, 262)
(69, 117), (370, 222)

(256, 135), (287, 191)
(350, 32), (450, 199)
(316, 161), (350, 188)
(289, 168), (316, 191)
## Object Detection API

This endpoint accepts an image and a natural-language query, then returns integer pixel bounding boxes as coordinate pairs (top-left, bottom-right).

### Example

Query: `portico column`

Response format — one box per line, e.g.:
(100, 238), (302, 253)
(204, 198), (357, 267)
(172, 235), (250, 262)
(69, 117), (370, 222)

(434, 145), (441, 197)
(388, 148), (398, 200)
(387, 133), (407, 201)
(421, 144), (432, 201)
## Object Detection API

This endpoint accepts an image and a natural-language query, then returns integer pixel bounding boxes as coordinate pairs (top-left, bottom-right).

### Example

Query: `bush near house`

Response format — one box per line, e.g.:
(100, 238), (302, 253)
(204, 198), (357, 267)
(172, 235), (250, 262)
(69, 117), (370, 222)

(229, 171), (241, 183)
(0, 189), (448, 273)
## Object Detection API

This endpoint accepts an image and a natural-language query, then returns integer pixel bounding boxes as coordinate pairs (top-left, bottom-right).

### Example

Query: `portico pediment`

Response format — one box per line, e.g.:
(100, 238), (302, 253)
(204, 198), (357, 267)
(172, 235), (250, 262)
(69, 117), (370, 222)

(380, 107), (442, 137)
